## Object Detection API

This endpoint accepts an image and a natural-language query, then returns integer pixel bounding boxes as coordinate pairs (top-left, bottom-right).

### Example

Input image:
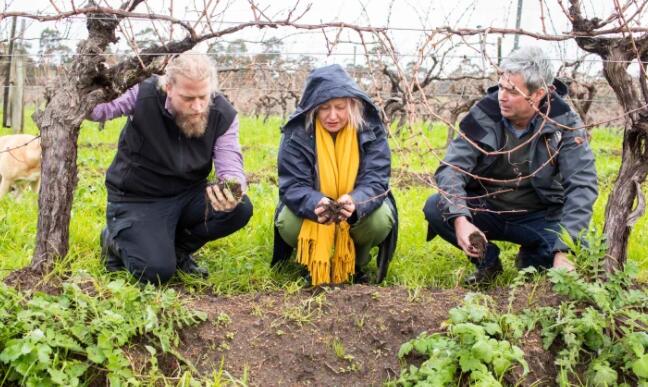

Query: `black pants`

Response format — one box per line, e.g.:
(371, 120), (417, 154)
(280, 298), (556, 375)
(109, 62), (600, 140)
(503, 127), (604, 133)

(105, 186), (253, 283)
(423, 193), (560, 270)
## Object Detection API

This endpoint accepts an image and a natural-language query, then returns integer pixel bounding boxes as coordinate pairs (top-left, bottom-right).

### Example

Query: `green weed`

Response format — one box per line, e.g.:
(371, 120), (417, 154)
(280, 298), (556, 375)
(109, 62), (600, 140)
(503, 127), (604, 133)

(394, 231), (648, 386)
(0, 277), (206, 385)
(527, 230), (648, 386)
(393, 292), (528, 386)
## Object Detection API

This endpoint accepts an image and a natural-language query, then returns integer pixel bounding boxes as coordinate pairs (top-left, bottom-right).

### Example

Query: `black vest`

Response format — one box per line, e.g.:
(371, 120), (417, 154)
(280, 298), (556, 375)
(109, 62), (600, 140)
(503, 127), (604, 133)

(106, 76), (236, 201)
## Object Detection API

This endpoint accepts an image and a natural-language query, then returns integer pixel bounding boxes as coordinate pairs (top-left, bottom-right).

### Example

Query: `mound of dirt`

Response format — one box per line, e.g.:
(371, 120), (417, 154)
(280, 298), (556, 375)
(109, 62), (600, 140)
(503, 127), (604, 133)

(127, 284), (558, 386)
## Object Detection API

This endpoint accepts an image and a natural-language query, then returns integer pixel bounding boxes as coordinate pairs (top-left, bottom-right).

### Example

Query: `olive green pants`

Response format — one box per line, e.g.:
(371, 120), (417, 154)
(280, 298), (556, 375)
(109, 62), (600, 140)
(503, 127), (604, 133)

(276, 202), (395, 269)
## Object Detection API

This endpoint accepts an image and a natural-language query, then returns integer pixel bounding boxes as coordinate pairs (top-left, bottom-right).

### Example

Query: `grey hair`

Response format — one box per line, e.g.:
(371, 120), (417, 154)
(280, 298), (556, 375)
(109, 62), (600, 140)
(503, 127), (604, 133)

(305, 97), (366, 131)
(158, 51), (219, 93)
(500, 46), (554, 92)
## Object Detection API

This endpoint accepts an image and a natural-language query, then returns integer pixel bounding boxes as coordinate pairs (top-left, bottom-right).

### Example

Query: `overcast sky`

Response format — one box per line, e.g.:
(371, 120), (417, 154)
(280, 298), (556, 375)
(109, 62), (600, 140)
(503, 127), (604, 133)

(0, 0), (633, 74)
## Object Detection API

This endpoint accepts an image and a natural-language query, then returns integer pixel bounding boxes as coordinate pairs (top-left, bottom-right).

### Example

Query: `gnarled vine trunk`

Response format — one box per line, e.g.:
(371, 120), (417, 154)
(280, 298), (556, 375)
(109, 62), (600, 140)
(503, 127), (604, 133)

(570, 0), (648, 271)
(5, 4), (136, 283)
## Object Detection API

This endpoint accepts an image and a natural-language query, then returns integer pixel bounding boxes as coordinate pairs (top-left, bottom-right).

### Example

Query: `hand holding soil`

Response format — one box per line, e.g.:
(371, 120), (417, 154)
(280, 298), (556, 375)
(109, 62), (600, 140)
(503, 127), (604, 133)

(468, 231), (487, 259)
(323, 200), (344, 223)
(336, 194), (355, 221)
(206, 179), (244, 212)
(314, 197), (337, 224)
(217, 179), (243, 201)
(315, 195), (355, 224)
(454, 216), (487, 258)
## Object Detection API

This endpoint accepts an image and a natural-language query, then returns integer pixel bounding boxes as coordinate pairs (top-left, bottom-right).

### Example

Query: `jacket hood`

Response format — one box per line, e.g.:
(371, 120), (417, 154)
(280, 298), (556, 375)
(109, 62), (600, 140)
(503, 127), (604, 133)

(283, 64), (381, 131)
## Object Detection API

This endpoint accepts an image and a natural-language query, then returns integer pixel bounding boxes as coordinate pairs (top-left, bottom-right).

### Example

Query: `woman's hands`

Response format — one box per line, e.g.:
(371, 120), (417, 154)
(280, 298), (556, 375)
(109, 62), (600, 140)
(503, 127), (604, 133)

(337, 194), (356, 221)
(314, 194), (356, 224)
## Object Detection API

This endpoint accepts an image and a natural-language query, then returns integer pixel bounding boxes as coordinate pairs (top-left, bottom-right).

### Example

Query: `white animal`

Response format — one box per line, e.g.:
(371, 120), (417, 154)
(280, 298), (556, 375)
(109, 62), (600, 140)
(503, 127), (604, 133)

(0, 134), (42, 199)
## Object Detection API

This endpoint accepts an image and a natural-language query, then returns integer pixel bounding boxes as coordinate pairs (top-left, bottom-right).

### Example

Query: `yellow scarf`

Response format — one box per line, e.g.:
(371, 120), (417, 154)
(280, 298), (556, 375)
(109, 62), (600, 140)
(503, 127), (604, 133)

(296, 118), (360, 285)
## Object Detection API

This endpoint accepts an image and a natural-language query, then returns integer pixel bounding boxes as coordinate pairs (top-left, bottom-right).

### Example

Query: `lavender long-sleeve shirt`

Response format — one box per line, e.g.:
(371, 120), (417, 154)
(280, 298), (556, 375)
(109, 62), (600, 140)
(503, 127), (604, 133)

(90, 85), (246, 188)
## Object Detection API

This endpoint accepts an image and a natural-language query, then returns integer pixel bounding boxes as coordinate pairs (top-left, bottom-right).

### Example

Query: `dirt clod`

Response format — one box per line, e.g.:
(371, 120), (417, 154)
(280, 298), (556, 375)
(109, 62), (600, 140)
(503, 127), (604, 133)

(469, 231), (487, 259)
(206, 179), (243, 201)
(217, 179), (243, 201)
(322, 200), (344, 223)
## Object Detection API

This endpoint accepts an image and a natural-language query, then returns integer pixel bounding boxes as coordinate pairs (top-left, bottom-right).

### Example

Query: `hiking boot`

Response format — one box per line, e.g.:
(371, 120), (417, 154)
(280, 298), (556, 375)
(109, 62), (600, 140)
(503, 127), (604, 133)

(352, 269), (370, 284)
(176, 252), (209, 279)
(463, 259), (503, 287)
(100, 227), (124, 272)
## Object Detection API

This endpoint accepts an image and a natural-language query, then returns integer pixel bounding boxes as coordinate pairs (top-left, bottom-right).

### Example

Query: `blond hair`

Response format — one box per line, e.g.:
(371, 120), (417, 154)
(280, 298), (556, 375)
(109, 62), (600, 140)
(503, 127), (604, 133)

(159, 51), (219, 93)
(306, 97), (365, 131)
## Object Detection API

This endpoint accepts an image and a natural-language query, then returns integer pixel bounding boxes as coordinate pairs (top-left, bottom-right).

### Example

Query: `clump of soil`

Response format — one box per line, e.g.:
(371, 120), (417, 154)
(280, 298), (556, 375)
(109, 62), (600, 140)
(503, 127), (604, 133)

(217, 179), (243, 201)
(3, 266), (62, 295)
(321, 200), (344, 223)
(204, 179), (244, 218)
(206, 178), (243, 201)
(468, 231), (487, 259)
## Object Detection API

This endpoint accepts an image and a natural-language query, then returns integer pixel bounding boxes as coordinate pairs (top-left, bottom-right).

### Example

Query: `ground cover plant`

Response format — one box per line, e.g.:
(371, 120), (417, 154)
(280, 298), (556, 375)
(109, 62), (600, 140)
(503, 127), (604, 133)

(0, 277), (206, 385)
(394, 230), (648, 386)
(0, 113), (647, 385)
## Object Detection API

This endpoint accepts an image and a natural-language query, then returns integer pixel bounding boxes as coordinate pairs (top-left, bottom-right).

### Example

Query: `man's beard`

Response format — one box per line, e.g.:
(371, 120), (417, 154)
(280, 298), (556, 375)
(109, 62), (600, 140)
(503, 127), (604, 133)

(176, 111), (209, 138)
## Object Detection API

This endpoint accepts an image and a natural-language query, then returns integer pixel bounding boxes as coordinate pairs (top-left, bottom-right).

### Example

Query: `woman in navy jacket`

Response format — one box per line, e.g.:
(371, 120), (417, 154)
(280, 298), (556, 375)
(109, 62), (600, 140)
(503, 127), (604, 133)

(271, 64), (398, 284)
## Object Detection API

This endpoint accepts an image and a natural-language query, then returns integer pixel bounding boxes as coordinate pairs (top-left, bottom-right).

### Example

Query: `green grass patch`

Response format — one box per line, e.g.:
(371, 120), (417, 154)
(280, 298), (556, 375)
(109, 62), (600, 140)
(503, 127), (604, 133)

(0, 113), (646, 290)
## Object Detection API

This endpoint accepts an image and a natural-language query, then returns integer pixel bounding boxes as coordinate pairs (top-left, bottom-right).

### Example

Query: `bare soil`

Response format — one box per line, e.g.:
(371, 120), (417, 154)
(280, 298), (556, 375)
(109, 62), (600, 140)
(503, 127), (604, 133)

(126, 284), (559, 386)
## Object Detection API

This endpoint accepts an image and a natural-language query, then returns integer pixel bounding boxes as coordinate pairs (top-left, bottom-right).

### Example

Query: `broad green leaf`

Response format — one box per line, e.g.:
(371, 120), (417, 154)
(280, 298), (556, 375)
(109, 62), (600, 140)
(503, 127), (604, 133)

(36, 343), (52, 365)
(85, 345), (105, 364)
(471, 340), (494, 363)
(587, 360), (617, 386)
(398, 341), (414, 358)
(459, 352), (486, 373)
(448, 308), (467, 324)
(632, 355), (648, 379)
(482, 322), (501, 336)
(48, 368), (68, 385)
(492, 356), (511, 377)
(0, 341), (26, 362)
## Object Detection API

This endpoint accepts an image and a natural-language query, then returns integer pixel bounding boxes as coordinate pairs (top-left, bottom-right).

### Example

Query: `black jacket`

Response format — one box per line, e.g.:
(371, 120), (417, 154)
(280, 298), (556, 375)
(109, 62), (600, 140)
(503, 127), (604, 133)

(271, 64), (398, 282)
(106, 76), (236, 201)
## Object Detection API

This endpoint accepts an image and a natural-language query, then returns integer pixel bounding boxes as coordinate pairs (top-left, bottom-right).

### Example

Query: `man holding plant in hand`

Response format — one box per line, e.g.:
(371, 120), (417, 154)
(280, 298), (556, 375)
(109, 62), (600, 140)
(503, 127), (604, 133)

(90, 52), (252, 284)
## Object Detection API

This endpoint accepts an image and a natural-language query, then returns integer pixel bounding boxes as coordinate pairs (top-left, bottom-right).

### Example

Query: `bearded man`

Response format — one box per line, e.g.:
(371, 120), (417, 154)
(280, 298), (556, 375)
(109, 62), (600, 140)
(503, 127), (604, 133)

(90, 51), (253, 284)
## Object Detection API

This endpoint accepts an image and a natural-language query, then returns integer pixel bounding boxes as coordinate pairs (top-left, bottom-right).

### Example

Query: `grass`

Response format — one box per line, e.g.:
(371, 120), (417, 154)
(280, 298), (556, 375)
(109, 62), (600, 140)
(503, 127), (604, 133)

(0, 112), (647, 291)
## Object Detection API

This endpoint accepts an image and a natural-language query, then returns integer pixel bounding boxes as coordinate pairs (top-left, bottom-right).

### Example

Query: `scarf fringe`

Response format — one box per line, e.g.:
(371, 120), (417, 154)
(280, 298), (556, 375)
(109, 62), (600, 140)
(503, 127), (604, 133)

(296, 222), (356, 285)
(297, 227), (332, 285)
(332, 222), (355, 283)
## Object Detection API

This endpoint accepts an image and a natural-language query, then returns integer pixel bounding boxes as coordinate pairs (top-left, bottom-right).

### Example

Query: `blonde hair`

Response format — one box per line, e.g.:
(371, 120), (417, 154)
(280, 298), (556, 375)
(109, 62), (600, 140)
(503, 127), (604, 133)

(306, 97), (365, 131)
(159, 51), (219, 93)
